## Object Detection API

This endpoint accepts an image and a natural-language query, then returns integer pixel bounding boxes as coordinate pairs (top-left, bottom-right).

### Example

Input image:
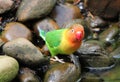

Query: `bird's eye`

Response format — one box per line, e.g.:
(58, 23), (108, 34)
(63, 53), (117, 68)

(71, 29), (74, 33)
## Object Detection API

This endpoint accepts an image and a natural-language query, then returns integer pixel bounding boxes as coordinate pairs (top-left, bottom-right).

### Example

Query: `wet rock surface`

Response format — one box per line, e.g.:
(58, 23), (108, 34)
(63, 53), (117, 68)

(17, 67), (40, 82)
(0, 0), (119, 82)
(77, 40), (107, 55)
(101, 64), (120, 82)
(87, 0), (120, 20)
(0, 0), (14, 14)
(1, 22), (32, 42)
(3, 38), (48, 66)
(110, 47), (120, 60)
(50, 3), (82, 27)
(44, 62), (81, 82)
(80, 72), (103, 82)
(16, 0), (57, 21)
(76, 40), (114, 67)
(99, 23), (120, 44)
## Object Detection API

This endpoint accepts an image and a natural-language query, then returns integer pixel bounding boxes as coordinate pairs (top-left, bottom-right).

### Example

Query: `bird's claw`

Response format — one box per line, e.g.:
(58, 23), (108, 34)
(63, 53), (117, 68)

(50, 56), (65, 63)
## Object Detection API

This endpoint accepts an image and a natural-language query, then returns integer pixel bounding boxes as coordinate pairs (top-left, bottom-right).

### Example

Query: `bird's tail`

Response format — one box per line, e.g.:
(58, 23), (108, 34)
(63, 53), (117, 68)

(38, 28), (46, 41)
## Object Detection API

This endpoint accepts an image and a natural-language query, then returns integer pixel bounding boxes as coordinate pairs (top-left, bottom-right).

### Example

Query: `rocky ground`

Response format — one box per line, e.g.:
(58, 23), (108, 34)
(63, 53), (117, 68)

(0, 0), (120, 82)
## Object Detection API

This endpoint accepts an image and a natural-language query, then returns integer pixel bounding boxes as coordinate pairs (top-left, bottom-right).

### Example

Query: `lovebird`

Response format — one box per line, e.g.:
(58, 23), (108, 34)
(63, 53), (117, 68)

(39, 24), (84, 57)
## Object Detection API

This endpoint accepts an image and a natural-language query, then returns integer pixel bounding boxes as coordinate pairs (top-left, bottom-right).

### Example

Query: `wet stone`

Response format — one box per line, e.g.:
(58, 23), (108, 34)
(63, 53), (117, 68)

(77, 40), (107, 55)
(0, 0), (14, 14)
(1, 22), (32, 42)
(85, 16), (107, 28)
(16, 0), (57, 21)
(106, 38), (120, 53)
(44, 62), (81, 82)
(50, 3), (83, 27)
(81, 72), (103, 82)
(76, 40), (114, 67)
(18, 67), (40, 82)
(87, 0), (120, 20)
(101, 64), (120, 82)
(79, 53), (114, 67)
(110, 47), (120, 62)
(99, 23), (120, 45)
(3, 38), (48, 66)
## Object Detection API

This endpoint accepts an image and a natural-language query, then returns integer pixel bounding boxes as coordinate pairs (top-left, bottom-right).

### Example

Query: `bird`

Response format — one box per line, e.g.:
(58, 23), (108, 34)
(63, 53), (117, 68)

(39, 24), (84, 63)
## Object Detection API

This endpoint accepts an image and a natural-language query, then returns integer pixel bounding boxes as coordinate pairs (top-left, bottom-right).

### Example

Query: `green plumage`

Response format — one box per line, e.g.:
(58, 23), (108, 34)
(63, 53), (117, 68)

(39, 29), (65, 56)
(46, 30), (63, 47)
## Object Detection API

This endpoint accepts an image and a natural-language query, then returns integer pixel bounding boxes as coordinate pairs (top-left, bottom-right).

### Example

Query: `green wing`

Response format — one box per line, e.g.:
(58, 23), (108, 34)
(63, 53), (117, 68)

(46, 29), (65, 48)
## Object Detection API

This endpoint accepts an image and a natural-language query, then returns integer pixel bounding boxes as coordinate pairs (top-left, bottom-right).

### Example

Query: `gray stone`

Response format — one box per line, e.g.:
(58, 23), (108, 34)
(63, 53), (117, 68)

(3, 38), (47, 66)
(76, 40), (114, 67)
(16, 0), (57, 21)
(50, 3), (82, 27)
(0, 0), (14, 14)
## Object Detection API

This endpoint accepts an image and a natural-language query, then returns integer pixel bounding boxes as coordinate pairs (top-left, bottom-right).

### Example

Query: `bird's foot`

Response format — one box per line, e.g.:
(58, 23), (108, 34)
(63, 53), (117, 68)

(50, 56), (65, 63)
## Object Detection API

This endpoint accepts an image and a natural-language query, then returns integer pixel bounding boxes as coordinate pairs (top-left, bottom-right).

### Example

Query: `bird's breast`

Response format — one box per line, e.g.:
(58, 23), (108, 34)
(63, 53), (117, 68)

(59, 36), (81, 55)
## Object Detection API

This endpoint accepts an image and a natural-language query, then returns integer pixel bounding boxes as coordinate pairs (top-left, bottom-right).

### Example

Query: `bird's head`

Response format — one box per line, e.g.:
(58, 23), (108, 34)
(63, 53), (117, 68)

(66, 24), (84, 43)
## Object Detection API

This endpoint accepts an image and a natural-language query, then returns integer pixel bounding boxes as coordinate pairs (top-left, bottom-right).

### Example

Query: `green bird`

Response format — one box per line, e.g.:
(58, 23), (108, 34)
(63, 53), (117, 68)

(39, 24), (84, 62)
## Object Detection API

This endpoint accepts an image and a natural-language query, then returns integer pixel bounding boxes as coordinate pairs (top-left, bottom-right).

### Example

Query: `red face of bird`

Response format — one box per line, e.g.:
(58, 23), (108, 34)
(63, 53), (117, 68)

(66, 24), (84, 42)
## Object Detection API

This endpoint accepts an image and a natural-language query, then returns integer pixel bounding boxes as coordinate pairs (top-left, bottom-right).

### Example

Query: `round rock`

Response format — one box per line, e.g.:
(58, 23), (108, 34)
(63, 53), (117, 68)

(0, 56), (19, 82)
(16, 0), (57, 21)
(3, 38), (47, 66)
(1, 22), (32, 42)
(44, 63), (81, 82)
(50, 3), (83, 27)
(18, 67), (40, 82)
(0, 0), (14, 14)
